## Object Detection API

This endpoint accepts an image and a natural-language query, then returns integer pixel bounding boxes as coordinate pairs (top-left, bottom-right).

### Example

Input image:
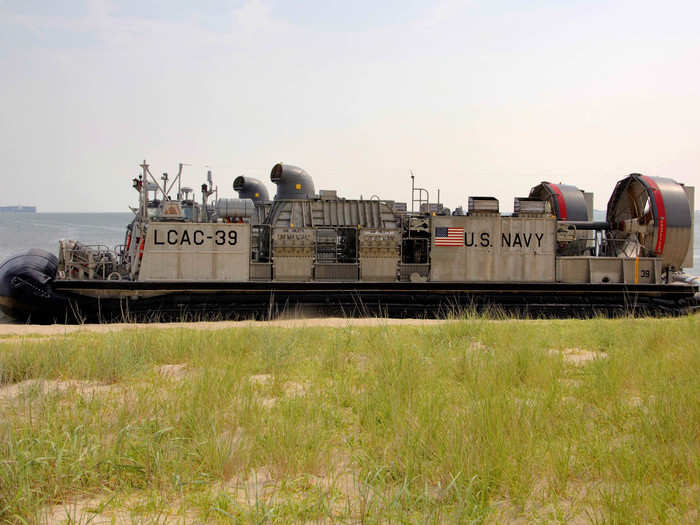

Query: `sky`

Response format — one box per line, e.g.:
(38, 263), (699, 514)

(1, 0), (699, 213)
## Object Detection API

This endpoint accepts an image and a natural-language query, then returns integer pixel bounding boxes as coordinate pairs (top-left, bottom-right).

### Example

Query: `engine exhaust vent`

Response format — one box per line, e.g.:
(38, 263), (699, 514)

(468, 196), (499, 215)
(514, 198), (547, 217)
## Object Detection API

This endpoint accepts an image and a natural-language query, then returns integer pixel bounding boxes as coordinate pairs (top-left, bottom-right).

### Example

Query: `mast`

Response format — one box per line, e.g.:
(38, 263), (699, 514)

(140, 160), (148, 220)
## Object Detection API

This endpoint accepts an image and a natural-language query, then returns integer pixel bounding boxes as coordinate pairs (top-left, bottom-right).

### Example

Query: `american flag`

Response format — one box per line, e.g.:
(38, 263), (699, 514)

(434, 227), (464, 246)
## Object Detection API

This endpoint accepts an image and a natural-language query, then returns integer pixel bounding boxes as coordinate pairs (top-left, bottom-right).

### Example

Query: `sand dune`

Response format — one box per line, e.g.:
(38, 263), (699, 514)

(0, 317), (453, 337)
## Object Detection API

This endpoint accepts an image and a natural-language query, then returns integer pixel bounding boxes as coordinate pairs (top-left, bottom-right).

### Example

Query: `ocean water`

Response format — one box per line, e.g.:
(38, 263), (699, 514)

(0, 213), (133, 261)
(0, 212), (133, 323)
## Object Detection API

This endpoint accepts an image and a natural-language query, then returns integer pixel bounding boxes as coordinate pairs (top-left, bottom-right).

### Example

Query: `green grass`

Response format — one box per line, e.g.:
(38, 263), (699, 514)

(0, 316), (698, 523)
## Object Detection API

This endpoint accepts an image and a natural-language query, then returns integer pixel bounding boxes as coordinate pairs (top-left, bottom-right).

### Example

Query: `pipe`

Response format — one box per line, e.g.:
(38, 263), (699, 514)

(558, 221), (609, 230)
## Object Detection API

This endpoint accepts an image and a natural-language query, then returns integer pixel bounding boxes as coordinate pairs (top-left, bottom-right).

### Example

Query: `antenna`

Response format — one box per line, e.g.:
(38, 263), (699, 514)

(161, 172), (169, 199)
(410, 170), (429, 213)
(140, 160), (149, 220)
(410, 170), (415, 212)
(170, 162), (190, 199)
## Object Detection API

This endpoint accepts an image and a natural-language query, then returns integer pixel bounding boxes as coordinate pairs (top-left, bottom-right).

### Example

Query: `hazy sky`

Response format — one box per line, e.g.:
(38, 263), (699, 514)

(1, 0), (699, 212)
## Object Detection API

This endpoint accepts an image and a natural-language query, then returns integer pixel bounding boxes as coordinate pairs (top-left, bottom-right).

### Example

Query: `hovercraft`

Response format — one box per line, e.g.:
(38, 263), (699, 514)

(0, 161), (697, 323)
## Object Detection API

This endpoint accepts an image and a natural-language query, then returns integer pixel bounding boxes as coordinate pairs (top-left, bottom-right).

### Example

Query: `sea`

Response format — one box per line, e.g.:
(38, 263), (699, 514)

(0, 212), (133, 323)
(0, 211), (699, 322)
(0, 213), (133, 261)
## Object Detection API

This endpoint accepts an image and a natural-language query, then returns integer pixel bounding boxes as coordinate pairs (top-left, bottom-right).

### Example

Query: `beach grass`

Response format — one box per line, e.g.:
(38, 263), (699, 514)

(0, 315), (698, 523)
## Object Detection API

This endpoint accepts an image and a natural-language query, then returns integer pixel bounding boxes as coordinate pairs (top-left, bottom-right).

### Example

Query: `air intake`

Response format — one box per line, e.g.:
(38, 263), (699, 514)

(270, 163), (315, 200)
(233, 176), (270, 202)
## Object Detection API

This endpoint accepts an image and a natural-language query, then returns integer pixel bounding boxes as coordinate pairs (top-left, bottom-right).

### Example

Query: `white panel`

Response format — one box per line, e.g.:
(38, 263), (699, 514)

(429, 216), (555, 282)
(139, 223), (250, 281)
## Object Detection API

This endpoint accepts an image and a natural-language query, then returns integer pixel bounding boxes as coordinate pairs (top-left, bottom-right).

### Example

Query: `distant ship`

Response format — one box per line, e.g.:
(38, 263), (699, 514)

(0, 206), (36, 213)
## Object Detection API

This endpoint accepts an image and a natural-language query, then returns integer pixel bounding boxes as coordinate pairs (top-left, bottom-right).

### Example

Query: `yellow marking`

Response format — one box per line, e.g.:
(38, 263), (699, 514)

(295, 183), (301, 190)
(255, 192), (259, 198)
(634, 257), (639, 284)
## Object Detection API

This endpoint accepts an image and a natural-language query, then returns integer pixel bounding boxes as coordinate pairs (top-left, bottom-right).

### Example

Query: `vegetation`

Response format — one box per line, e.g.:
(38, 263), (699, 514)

(0, 316), (698, 523)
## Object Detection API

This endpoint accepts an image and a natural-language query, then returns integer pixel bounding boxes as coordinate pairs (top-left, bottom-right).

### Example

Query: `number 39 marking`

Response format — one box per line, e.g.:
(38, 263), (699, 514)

(215, 230), (238, 246)
(640, 269), (650, 278)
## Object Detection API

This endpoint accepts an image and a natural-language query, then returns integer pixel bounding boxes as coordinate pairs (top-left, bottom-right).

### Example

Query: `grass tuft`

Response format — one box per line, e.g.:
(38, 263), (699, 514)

(0, 316), (698, 523)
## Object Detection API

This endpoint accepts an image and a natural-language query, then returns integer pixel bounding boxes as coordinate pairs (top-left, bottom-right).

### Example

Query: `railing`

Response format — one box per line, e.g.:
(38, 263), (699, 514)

(251, 225), (271, 262)
(59, 243), (122, 280)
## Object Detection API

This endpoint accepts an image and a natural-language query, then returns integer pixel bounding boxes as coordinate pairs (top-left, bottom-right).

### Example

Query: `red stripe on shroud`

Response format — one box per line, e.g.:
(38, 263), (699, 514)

(547, 184), (568, 220)
(640, 176), (666, 255)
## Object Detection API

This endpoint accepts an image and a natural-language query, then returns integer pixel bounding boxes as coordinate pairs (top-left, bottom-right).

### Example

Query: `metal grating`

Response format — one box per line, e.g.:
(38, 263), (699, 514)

(468, 196), (499, 215)
(399, 264), (430, 282)
(250, 263), (272, 280)
(314, 263), (359, 281)
(514, 197), (547, 216)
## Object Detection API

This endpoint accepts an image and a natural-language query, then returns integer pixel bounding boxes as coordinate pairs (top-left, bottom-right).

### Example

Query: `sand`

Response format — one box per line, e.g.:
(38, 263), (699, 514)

(0, 317), (454, 338)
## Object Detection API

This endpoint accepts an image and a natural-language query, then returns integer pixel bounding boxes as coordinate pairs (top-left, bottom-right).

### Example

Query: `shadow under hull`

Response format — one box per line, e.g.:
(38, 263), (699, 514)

(3, 279), (698, 324)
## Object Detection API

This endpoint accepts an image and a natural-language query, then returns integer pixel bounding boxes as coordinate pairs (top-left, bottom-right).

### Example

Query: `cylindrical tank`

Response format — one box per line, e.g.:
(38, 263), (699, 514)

(233, 176), (270, 202)
(606, 173), (692, 270)
(270, 163), (315, 200)
(215, 198), (256, 219)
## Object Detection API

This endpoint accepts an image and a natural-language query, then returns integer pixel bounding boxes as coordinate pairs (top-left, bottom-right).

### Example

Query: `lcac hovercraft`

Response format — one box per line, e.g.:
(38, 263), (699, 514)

(0, 161), (697, 323)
